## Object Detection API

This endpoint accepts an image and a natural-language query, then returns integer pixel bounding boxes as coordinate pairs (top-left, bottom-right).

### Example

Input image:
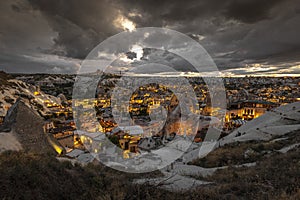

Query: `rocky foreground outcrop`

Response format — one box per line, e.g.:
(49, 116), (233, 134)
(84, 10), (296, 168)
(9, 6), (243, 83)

(0, 100), (62, 154)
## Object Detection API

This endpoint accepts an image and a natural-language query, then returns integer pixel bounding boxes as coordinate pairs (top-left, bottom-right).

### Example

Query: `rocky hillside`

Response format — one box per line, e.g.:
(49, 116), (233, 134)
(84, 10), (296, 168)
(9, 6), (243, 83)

(0, 100), (62, 154)
(220, 102), (300, 145)
(0, 71), (62, 118)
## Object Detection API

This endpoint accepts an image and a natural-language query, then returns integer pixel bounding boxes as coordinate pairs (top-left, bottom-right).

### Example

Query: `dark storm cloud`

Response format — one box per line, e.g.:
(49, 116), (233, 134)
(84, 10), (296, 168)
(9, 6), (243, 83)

(223, 0), (284, 23)
(0, 0), (299, 75)
(27, 0), (121, 59)
(119, 0), (299, 74)
(141, 0), (281, 21)
(24, 0), (289, 59)
(213, 0), (300, 70)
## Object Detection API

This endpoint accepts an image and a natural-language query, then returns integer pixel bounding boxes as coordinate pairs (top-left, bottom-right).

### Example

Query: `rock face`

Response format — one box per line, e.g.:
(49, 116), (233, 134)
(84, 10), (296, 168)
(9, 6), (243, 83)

(162, 105), (181, 136)
(0, 100), (59, 154)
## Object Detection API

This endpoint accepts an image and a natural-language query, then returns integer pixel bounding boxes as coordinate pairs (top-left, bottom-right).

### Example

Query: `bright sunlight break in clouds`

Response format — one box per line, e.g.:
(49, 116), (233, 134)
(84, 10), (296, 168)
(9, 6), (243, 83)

(114, 14), (136, 32)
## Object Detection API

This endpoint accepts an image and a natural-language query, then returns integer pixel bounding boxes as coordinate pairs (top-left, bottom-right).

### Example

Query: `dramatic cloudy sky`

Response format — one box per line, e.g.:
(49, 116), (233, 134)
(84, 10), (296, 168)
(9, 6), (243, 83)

(0, 0), (299, 76)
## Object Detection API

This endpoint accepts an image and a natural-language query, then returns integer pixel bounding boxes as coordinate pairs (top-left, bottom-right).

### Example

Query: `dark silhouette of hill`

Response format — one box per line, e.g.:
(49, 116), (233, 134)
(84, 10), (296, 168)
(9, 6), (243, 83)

(0, 71), (13, 86)
(0, 148), (299, 200)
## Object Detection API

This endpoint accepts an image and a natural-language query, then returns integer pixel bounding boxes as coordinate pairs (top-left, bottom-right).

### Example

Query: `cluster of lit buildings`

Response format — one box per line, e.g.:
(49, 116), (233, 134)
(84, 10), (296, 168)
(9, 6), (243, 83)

(33, 75), (300, 156)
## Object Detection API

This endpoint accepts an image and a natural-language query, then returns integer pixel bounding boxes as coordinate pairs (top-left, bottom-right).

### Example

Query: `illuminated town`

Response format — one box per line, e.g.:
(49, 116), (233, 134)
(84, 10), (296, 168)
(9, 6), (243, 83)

(1, 72), (298, 160)
(0, 0), (300, 198)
